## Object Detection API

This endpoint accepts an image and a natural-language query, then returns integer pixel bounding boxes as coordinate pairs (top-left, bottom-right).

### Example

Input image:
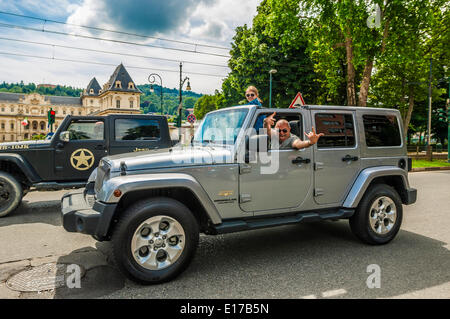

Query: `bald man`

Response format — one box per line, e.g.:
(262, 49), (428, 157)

(263, 112), (324, 150)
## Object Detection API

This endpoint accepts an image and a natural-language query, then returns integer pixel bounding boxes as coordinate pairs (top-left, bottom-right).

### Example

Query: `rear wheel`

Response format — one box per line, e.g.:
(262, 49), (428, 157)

(0, 172), (23, 218)
(111, 197), (199, 284)
(349, 184), (403, 245)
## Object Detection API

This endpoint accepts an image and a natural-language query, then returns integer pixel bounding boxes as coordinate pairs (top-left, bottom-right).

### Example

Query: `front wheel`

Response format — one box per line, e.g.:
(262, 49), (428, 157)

(349, 184), (403, 245)
(111, 197), (199, 284)
(0, 172), (23, 218)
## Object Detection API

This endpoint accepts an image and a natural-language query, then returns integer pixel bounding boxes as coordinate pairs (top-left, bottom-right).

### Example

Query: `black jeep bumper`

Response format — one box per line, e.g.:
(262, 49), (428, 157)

(61, 190), (117, 240)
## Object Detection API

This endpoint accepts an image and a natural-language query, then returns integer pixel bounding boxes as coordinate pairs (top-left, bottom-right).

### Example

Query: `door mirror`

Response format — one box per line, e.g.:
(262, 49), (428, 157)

(60, 131), (70, 142)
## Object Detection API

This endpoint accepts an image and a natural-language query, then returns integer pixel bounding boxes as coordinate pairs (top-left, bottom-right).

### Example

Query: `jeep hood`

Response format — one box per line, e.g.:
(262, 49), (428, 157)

(105, 146), (234, 172)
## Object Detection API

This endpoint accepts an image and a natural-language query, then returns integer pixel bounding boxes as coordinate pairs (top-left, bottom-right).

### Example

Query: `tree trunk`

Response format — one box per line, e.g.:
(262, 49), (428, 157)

(403, 86), (415, 136)
(345, 37), (357, 106)
(358, 57), (374, 106)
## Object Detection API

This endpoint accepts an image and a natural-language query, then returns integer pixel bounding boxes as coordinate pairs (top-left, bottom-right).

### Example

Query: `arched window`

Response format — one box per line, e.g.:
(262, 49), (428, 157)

(115, 81), (122, 89)
(116, 100), (120, 108)
(128, 82), (134, 89)
(32, 121), (38, 130)
(90, 89), (94, 94)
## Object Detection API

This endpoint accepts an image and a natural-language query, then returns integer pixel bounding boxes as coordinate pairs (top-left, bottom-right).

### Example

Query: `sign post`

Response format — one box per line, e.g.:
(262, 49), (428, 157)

(187, 113), (196, 143)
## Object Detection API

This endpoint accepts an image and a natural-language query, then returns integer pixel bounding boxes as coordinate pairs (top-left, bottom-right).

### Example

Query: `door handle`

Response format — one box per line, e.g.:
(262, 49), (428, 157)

(292, 157), (311, 164)
(342, 155), (359, 162)
(94, 145), (106, 150)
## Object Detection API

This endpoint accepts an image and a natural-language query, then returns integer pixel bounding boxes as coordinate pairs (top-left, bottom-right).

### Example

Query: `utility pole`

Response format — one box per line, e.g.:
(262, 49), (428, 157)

(447, 76), (450, 163)
(426, 58), (433, 161)
(178, 62), (191, 142)
(269, 69), (277, 108)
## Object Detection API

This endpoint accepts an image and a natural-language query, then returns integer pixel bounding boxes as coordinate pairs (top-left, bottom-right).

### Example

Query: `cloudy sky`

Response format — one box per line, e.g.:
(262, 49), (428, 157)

(0, 0), (262, 94)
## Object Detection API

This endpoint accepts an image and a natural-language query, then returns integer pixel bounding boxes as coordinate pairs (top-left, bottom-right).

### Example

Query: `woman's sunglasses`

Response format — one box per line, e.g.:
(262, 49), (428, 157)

(246, 93), (255, 97)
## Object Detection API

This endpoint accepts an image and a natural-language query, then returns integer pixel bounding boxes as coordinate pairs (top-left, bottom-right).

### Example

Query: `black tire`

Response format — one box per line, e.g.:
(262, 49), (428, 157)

(0, 172), (23, 218)
(111, 197), (199, 284)
(349, 184), (403, 245)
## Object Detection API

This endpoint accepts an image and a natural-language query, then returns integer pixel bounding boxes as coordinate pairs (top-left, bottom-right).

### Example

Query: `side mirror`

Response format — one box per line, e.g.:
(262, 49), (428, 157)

(60, 131), (70, 142)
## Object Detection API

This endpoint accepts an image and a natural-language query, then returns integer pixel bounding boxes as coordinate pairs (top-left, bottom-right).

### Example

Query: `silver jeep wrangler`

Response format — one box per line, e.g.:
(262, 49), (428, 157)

(61, 105), (417, 284)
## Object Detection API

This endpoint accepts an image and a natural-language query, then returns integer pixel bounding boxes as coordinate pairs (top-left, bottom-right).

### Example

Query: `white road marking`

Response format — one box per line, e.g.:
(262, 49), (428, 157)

(321, 289), (347, 298)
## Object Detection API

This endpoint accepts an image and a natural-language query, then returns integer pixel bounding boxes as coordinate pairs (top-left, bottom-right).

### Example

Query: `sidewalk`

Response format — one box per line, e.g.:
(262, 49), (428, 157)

(411, 166), (450, 172)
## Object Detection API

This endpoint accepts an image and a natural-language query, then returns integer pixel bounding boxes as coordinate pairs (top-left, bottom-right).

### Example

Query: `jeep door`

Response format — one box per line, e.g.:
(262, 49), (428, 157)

(238, 109), (313, 216)
(108, 115), (171, 155)
(54, 118), (107, 180)
(311, 109), (361, 206)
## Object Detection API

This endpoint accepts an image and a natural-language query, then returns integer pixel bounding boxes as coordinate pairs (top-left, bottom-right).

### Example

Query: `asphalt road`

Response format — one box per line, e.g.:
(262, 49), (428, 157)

(0, 171), (449, 299)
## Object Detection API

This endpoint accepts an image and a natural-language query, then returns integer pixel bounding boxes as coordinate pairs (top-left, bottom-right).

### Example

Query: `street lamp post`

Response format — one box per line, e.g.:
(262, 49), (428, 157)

(178, 62), (191, 141)
(148, 73), (163, 115)
(269, 69), (277, 108)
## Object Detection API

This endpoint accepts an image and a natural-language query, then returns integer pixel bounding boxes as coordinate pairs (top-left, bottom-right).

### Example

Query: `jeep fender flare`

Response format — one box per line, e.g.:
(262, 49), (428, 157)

(0, 153), (41, 183)
(97, 173), (222, 224)
(343, 166), (413, 208)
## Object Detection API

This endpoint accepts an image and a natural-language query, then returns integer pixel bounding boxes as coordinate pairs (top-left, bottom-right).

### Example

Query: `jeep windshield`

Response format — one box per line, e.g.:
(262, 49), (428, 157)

(193, 108), (249, 145)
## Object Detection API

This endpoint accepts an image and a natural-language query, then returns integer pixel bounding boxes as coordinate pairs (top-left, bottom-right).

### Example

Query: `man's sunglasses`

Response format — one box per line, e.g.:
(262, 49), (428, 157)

(278, 129), (289, 133)
(246, 93), (255, 97)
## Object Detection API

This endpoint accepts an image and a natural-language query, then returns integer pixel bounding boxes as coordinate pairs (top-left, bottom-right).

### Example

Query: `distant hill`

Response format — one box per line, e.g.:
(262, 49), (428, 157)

(0, 82), (202, 116)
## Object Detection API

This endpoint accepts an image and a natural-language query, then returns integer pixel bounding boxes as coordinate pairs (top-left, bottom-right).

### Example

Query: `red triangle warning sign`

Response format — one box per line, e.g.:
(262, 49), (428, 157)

(289, 92), (306, 108)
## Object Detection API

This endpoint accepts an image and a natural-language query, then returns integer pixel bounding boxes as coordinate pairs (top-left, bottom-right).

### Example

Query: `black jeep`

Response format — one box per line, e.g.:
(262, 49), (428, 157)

(0, 114), (172, 217)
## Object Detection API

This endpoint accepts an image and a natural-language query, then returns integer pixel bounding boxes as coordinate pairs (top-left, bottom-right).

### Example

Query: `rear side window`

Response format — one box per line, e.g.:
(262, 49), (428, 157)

(115, 119), (160, 141)
(363, 115), (401, 147)
(315, 113), (355, 148)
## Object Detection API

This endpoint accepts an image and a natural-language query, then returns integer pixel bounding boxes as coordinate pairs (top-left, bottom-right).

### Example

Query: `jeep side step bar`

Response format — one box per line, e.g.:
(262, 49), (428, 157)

(213, 208), (355, 234)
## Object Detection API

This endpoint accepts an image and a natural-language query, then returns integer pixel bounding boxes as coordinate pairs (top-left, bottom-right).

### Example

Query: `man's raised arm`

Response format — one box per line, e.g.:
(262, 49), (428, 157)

(292, 126), (324, 150)
(263, 112), (276, 138)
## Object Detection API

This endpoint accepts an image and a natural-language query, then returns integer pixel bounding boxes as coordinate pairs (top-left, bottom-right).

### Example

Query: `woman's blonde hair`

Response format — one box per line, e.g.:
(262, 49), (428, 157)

(246, 86), (263, 103)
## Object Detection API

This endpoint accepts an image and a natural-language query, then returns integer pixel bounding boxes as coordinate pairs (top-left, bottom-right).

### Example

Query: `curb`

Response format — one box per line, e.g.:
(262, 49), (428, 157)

(411, 166), (450, 172)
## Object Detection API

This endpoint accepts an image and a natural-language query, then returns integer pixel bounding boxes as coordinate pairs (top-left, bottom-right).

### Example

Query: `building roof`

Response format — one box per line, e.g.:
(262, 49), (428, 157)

(85, 77), (102, 96)
(0, 92), (81, 106)
(47, 96), (81, 106)
(104, 63), (141, 94)
(0, 92), (25, 102)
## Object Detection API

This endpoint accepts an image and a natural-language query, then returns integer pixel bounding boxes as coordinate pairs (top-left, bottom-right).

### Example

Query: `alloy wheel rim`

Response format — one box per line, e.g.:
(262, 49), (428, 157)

(131, 215), (185, 271)
(369, 196), (397, 235)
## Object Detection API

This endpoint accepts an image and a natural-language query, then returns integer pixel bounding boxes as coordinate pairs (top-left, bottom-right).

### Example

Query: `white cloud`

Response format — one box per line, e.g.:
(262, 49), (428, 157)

(0, 0), (263, 94)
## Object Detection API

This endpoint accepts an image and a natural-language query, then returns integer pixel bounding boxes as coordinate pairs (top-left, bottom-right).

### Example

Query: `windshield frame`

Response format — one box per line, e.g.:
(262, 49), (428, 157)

(192, 105), (256, 148)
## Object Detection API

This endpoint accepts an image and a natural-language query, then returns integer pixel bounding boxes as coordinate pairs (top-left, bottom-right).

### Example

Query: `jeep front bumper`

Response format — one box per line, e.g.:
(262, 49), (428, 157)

(61, 190), (117, 240)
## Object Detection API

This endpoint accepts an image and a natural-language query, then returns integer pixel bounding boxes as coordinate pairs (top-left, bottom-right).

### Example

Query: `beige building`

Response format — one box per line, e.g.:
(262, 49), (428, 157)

(0, 63), (141, 142)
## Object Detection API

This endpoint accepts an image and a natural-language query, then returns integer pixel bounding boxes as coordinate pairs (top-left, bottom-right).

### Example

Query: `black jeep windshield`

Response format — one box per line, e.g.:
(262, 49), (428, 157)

(193, 108), (249, 145)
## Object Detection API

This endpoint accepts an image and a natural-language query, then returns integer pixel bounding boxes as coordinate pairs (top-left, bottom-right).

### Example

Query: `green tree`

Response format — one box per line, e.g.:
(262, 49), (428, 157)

(368, 0), (449, 134)
(220, 0), (319, 109)
(194, 95), (218, 119)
